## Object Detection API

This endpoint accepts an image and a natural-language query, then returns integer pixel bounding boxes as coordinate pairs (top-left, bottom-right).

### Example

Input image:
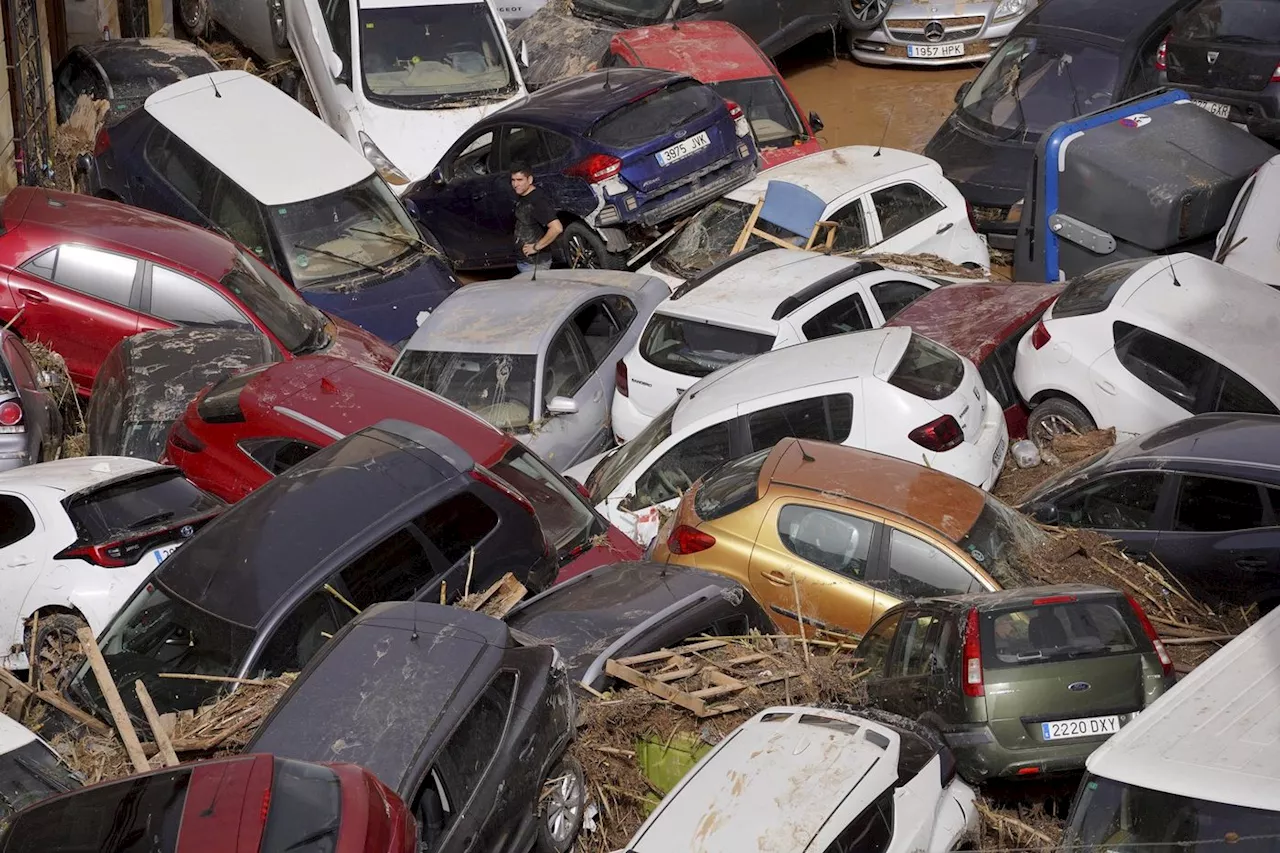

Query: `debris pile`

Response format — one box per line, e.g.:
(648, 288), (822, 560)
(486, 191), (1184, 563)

(52, 95), (109, 193)
(994, 428), (1117, 505)
(23, 338), (87, 457)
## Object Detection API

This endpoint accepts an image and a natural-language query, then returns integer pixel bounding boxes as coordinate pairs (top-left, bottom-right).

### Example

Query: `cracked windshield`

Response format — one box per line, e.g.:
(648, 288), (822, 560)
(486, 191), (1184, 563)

(394, 350), (537, 430)
(271, 175), (423, 286)
(359, 2), (515, 105)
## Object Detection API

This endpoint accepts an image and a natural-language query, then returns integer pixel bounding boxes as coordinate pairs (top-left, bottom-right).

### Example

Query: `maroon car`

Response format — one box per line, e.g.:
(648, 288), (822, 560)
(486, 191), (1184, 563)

(0, 188), (393, 395)
(887, 282), (1064, 439)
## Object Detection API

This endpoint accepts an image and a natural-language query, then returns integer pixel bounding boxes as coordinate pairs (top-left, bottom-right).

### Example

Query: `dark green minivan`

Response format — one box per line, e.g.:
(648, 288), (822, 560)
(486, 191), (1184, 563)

(854, 584), (1175, 783)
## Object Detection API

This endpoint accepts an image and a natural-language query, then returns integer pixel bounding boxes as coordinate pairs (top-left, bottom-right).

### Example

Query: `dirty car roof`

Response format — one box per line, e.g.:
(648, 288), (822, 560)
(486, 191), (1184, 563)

(885, 282), (1063, 364)
(247, 602), (509, 790)
(726, 145), (938, 206)
(113, 328), (277, 417)
(486, 67), (690, 135)
(613, 21), (776, 83)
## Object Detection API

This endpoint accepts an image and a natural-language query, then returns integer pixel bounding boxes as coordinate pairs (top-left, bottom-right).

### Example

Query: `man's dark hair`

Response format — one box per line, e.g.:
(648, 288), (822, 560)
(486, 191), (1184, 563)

(510, 163), (534, 179)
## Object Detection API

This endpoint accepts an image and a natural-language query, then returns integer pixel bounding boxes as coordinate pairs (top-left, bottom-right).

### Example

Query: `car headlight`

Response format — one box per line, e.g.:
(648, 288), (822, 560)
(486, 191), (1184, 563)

(994, 0), (1027, 19)
(359, 131), (409, 186)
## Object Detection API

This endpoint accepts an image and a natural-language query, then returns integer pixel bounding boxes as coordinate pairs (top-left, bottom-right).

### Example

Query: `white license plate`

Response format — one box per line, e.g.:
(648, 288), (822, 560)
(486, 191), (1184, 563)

(1193, 99), (1232, 119)
(993, 435), (1008, 468)
(1041, 715), (1120, 741)
(656, 131), (710, 167)
(153, 543), (180, 565)
(908, 43), (966, 59)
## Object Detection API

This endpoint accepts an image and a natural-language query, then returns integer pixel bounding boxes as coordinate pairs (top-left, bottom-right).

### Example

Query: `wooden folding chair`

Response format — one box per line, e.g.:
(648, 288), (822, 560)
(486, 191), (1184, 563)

(730, 180), (839, 255)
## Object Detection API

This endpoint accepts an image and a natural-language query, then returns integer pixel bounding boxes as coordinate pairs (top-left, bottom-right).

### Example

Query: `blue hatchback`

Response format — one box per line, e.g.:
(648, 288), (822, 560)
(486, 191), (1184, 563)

(405, 67), (759, 271)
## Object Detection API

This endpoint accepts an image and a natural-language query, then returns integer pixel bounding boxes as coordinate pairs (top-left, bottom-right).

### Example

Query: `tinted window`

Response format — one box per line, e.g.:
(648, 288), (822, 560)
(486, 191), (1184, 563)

(543, 328), (592, 402)
(823, 788), (894, 853)
(242, 438), (321, 475)
(260, 760), (343, 853)
(1113, 322), (1212, 411)
(1054, 472), (1164, 530)
(339, 526), (436, 607)
(0, 739), (78, 820)
(640, 313), (775, 378)
(871, 280), (930, 320)
(830, 199), (869, 253)
(488, 445), (595, 558)
(0, 495), (35, 548)
(1211, 367), (1278, 415)
(434, 671), (514, 808)
(777, 504), (874, 580)
(888, 333), (964, 401)
(64, 469), (220, 545)
(49, 245), (138, 306)
(1053, 259), (1153, 318)
(149, 266), (251, 328)
(747, 394), (853, 450)
(694, 449), (769, 522)
(882, 528), (978, 598)
(210, 178), (273, 261)
(416, 492), (498, 566)
(256, 589), (346, 673)
(629, 421), (733, 509)
(20, 248), (56, 279)
(1174, 476), (1267, 532)
(1179, 0), (1280, 41)
(573, 298), (626, 367)
(983, 600), (1139, 667)
(450, 131), (496, 180)
(889, 613), (939, 677)
(872, 184), (944, 240)
(498, 125), (554, 171)
(147, 129), (210, 207)
(857, 612), (901, 675)
(802, 293), (872, 340)
(588, 80), (718, 148)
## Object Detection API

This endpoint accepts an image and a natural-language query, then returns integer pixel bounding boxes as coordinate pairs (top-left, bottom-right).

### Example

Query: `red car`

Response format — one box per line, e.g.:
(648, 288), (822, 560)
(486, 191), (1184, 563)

(166, 355), (642, 578)
(603, 21), (823, 169)
(886, 282), (1065, 440)
(0, 188), (393, 395)
(0, 753), (413, 853)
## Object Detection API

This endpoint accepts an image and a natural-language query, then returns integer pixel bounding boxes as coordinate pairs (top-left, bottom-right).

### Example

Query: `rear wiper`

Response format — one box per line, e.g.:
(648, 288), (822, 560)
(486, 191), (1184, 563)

(283, 823), (340, 851)
(294, 243), (387, 275)
(129, 511), (175, 530)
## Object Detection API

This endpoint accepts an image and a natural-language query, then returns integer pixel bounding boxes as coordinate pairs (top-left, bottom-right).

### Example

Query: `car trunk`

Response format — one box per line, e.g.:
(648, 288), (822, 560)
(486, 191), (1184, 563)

(1167, 39), (1279, 91)
(884, 332), (986, 443)
(928, 360), (987, 444)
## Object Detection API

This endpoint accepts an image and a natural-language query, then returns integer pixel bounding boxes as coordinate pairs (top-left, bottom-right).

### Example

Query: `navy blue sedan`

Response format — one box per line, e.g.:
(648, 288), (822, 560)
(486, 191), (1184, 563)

(405, 67), (759, 271)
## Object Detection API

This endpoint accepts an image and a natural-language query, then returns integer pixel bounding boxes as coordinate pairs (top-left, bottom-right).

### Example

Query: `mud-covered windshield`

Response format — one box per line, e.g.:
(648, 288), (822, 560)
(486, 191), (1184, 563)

(270, 175), (422, 286)
(223, 251), (322, 353)
(394, 350), (537, 430)
(712, 77), (805, 147)
(959, 36), (1120, 138)
(572, 0), (672, 26)
(651, 198), (801, 278)
(358, 2), (516, 106)
(955, 495), (1042, 587)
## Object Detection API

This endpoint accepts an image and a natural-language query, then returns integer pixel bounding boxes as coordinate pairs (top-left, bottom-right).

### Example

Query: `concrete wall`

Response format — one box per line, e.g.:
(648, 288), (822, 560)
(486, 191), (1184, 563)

(64, 0), (117, 49)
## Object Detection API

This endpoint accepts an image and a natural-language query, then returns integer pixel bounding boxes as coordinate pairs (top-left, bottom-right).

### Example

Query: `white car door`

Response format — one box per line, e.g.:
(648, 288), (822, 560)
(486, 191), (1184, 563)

(1215, 156), (1280, 287)
(866, 180), (962, 259)
(0, 493), (48, 667)
(286, 0), (359, 137)
(1089, 322), (1205, 437)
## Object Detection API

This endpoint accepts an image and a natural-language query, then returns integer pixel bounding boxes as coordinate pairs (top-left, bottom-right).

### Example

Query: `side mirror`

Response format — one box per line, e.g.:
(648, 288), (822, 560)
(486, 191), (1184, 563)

(429, 166), (445, 186)
(954, 81), (972, 104)
(546, 396), (578, 416)
(519, 40), (530, 69)
(1027, 502), (1059, 525)
(328, 50), (346, 81)
(808, 111), (824, 133)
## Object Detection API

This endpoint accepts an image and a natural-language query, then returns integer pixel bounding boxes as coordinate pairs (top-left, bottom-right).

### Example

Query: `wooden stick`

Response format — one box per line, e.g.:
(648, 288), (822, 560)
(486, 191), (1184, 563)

(464, 548), (475, 598)
(976, 801), (1055, 847)
(135, 682), (179, 768)
(30, 688), (111, 736)
(26, 610), (37, 689)
(77, 628), (149, 774)
(792, 582), (811, 667)
(156, 672), (271, 686)
(323, 583), (361, 615)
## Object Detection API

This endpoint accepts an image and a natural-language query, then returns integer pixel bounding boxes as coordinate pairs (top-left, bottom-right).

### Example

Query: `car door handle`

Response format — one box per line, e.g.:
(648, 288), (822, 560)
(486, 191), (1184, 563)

(761, 570), (792, 586)
(935, 221), (954, 234)
(17, 289), (46, 303)
(1096, 379), (1117, 395)
(1236, 556), (1268, 571)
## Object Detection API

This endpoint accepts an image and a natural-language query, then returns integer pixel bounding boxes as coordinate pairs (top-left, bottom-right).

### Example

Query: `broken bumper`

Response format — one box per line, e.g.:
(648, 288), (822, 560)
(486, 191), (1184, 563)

(608, 152), (757, 230)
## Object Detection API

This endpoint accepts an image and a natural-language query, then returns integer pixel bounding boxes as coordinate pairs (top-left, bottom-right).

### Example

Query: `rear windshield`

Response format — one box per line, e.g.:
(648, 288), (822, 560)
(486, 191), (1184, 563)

(260, 759), (343, 853)
(1053, 259), (1154, 319)
(197, 365), (272, 424)
(64, 469), (221, 546)
(1179, 0), (1280, 41)
(981, 597), (1142, 668)
(588, 79), (719, 148)
(0, 361), (14, 397)
(0, 740), (79, 821)
(489, 444), (600, 561)
(888, 333), (965, 401)
(222, 253), (320, 356)
(694, 448), (769, 522)
(640, 313), (774, 378)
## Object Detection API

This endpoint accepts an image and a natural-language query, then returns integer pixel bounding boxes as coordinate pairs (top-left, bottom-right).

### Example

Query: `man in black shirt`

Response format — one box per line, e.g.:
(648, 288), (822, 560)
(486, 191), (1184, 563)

(511, 164), (563, 273)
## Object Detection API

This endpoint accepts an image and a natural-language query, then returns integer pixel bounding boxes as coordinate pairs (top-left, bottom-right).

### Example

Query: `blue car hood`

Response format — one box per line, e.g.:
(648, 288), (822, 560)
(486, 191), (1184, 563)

(299, 254), (460, 344)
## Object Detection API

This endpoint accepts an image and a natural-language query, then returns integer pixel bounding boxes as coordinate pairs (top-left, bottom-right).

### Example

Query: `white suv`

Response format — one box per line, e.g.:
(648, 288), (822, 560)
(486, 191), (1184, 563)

(613, 248), (943, 441)
(1014, 253), (1280, 444)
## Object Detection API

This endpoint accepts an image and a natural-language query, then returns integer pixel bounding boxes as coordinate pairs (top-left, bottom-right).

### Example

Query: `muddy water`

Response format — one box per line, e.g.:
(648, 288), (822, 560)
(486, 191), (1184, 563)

(777, 42), (979, 153)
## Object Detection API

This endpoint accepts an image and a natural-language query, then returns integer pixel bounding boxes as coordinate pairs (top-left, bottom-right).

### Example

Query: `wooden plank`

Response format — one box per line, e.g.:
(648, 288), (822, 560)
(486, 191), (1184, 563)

(652, 667), (700, 683)
(32, 690), (111, 736)
(720, 653), (769, 667)
(688, 683), (746, 701)
(479, 575), (527, 619)
(135, 682), (179, 768)
(77, 627), (149, 773)
(604, 659), (708, 716)
(616, 640), (726, 666)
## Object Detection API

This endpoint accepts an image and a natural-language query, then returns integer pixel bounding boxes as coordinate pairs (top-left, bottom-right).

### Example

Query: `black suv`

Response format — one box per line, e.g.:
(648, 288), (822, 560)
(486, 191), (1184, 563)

(67, 419), (558, 718)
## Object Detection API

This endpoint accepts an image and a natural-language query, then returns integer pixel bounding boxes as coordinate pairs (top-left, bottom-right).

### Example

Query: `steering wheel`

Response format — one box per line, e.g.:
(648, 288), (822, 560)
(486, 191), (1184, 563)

(656, 468), (691, 498)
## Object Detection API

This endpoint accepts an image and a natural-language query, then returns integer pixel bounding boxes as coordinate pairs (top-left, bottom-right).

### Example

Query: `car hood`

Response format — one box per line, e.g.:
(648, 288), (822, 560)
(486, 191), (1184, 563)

(325, 315), (398, 370)
(301, 254), (460, 344)
(923, 116), (1035, 207)
(513, 4), (617, 88)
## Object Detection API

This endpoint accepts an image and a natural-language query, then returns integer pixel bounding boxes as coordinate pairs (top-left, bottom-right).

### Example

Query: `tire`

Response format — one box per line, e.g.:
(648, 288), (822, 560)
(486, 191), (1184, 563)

(27, 613), (87, 695)
(534, 755), (586, 853)
(269, 0), (289, 48)
(1027, 398), (1096, 448)
(563, 222), (623, 270)
(840, 0), (890, 32)
(176, 0), (211, 39)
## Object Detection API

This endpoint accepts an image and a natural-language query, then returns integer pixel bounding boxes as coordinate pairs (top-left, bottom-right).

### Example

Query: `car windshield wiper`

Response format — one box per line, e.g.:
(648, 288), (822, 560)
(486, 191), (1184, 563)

(347, 225), (431, 253)
(294, 243), (388, 275)
(283, 823), (341, 851)
(129, 511), (175, 530)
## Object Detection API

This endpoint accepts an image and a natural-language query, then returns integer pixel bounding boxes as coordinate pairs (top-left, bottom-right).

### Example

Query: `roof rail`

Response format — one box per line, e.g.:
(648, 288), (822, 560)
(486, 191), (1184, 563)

(771, 260), (884, 320)
(670, 242), (774, 300)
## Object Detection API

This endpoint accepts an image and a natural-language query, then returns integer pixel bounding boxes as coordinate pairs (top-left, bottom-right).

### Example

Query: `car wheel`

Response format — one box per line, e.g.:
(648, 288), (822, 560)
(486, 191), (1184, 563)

(177, 0), (211, 37)
(535, 755), (586, 853)
(840, 0), (890, 32)
(27, 613), (87, 694)
(564, 222), (621, 270)
(1027, 398), (1096, 448)
(269, 0), (288, 47)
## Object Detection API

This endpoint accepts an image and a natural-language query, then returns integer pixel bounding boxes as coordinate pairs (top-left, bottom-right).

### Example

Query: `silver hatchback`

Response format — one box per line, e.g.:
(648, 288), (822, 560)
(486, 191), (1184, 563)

(0, 329), (63, 471)
(849, 0), (1038, 66)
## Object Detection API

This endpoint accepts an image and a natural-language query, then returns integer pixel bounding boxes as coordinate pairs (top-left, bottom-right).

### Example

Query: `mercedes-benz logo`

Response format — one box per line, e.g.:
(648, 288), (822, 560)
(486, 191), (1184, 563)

(924, 21), (945, 42)
(180, 525), (195, 539)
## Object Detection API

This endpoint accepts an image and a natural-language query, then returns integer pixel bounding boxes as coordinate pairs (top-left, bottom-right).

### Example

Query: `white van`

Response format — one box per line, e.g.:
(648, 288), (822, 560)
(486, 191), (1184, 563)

(1061, 608), (1280, 852)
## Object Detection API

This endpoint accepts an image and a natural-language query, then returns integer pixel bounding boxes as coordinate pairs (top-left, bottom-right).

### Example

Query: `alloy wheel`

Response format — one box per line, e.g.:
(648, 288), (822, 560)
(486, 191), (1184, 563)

(1030, 412), (1081, 446)
(567, 235), (601, 269)
(850, 0), (887, 22)
(542, 763), (584, 846)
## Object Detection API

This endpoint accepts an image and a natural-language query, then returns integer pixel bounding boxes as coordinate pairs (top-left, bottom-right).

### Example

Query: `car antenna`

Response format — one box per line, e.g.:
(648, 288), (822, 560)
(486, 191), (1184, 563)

(873, 103), (895, 157)
(209, 74), (222, 98)
(796, 439), (815, 463)
(1167, 255), (1181, 287)
(603, 67), (612, 93)
(409, 606), (420, 642)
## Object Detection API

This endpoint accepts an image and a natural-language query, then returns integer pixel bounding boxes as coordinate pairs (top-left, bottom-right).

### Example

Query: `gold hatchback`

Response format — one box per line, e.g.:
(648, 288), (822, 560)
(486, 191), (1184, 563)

(651, 438), (1040, 639)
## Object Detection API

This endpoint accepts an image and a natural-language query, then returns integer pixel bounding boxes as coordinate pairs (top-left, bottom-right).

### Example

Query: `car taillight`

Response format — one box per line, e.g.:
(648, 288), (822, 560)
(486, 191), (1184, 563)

(1273, 61), (1280, 82)
(168, 420), (205, 453)
(565, 476), (593, 503)
(615, 360), (629, 397)
(1029, 320), (1051, 350)
(1126, 594), (1174, 678)
(0, 400), (23, 434)
(908, 414), (963, 452)
(965, 199), (978, 233)
(667, 524), (715, 555)
(1032, 594), (1077, 606)
(93, 127), (111, 157)
(1156, 37), (1167, 71)
(564, 153), (622, 184)
(963, 607), (984, 697)
(471, 467), (536, 517)
(724, 99), (751, 137)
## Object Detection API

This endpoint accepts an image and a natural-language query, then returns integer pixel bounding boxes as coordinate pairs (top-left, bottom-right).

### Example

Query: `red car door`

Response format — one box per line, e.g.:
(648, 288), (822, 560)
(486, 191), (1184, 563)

(6, 244), (142, 394)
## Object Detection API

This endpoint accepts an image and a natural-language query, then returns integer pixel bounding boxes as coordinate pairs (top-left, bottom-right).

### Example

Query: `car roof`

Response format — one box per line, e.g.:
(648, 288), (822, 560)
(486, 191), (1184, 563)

(247, 602), (510, 792)
(1084, 606), (1280, 811)
(487, 66), (691, 135)
(761, 438), (985, 543)
(408, 271), (663, 355)
(0, 456), (160, 494)
(1023, 0), (1190, 44)
(3, 187), (244, 277)
(1105, 412), (1280, 469)
(79, 37), (219, 78)
(144, 71), (374, 206)
(725, 146), (939, 206)
(885, 282), (1064, 364)
(917, 583), (1122, 611)
(612, 21), (776, 83)
(660, 249), (881, 332)
(673, 327), (908, 432)
(629, 706), (900, 853)
(157, 421), (473, 627)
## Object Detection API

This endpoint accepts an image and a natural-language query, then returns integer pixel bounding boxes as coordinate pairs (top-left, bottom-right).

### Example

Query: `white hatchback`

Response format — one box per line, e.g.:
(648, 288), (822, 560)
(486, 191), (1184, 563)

(0, 458), (222, 681)
(627, 705), (977, 853)
(634, 145), (990, 289)
(568, 326), (1008, 544)
(1014, 253), (1280, 444)
(613, 247), (944, 441)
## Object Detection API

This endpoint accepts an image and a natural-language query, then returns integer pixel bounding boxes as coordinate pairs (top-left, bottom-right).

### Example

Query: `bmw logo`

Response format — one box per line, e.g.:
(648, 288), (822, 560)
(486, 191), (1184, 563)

(180, 525), (195, 539)
(1068, 681), (1091, 692)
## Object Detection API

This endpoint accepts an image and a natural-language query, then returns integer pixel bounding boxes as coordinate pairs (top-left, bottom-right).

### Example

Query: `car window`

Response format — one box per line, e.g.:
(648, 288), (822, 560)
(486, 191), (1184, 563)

(605, 294), (637, 329)
(1211, 366), (1279, 415)
(857, 612), (901, 675)
(256, 589), (346, 674)
(823, 787), (894, 853)
(149, 266), (252, 329)
(322, 0), (352, 74)
(42, 244), (138, 307)
(241, 438), (321, 475)
(450, 131), (496, 180)
(209, 177), (274, 262)
(777, 504), (875, 581)
(0, 495), (35, 548)
(829, 199), (869, 253)
(979, 358), (1017, 411)
(1113, 322), (1212, 412)
(881, 528), (979, 599)
(543, 326), (592, 403)
(1216, 175), (1255, 263)
(871, 280), (930, 320)
(55, 55), (104, 122)
(871, 183), (944, 241)
(802, 293), (872, 340)
(985, 600), (1138, 667)
(498, 125), (551, 171)
(146, 128), (211, 208)
(629, 421), (733, 509)
(639, 313), (775, 379)
(888, 613), (939, 678)
(1054, 472), (1165, 530)
(1174, 476), (1267, 532)
(415, 492), (498, 566)
(747, 394), (853, 450)
(572, 298), (625, 368)
(338, 525), (438, 607)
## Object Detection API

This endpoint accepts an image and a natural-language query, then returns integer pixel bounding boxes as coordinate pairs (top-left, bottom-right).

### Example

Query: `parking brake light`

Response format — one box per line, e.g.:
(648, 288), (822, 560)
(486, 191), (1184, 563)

(564, 154), (622, 184)
(963, 607), (984, 697)
(0, 400), (23, 434)
(1156, 37), (1167, 71)
(908, 414), (963, 452)
(93, 128), (111, 157)
(1125, 594), (1174, 678)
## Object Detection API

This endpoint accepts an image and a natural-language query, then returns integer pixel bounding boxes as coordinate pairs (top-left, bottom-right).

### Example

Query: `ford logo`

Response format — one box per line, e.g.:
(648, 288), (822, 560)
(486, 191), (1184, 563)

(179, 525), (195, 539)
(674, 128), (688, 140)
(1067, 681), (1091, 692)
